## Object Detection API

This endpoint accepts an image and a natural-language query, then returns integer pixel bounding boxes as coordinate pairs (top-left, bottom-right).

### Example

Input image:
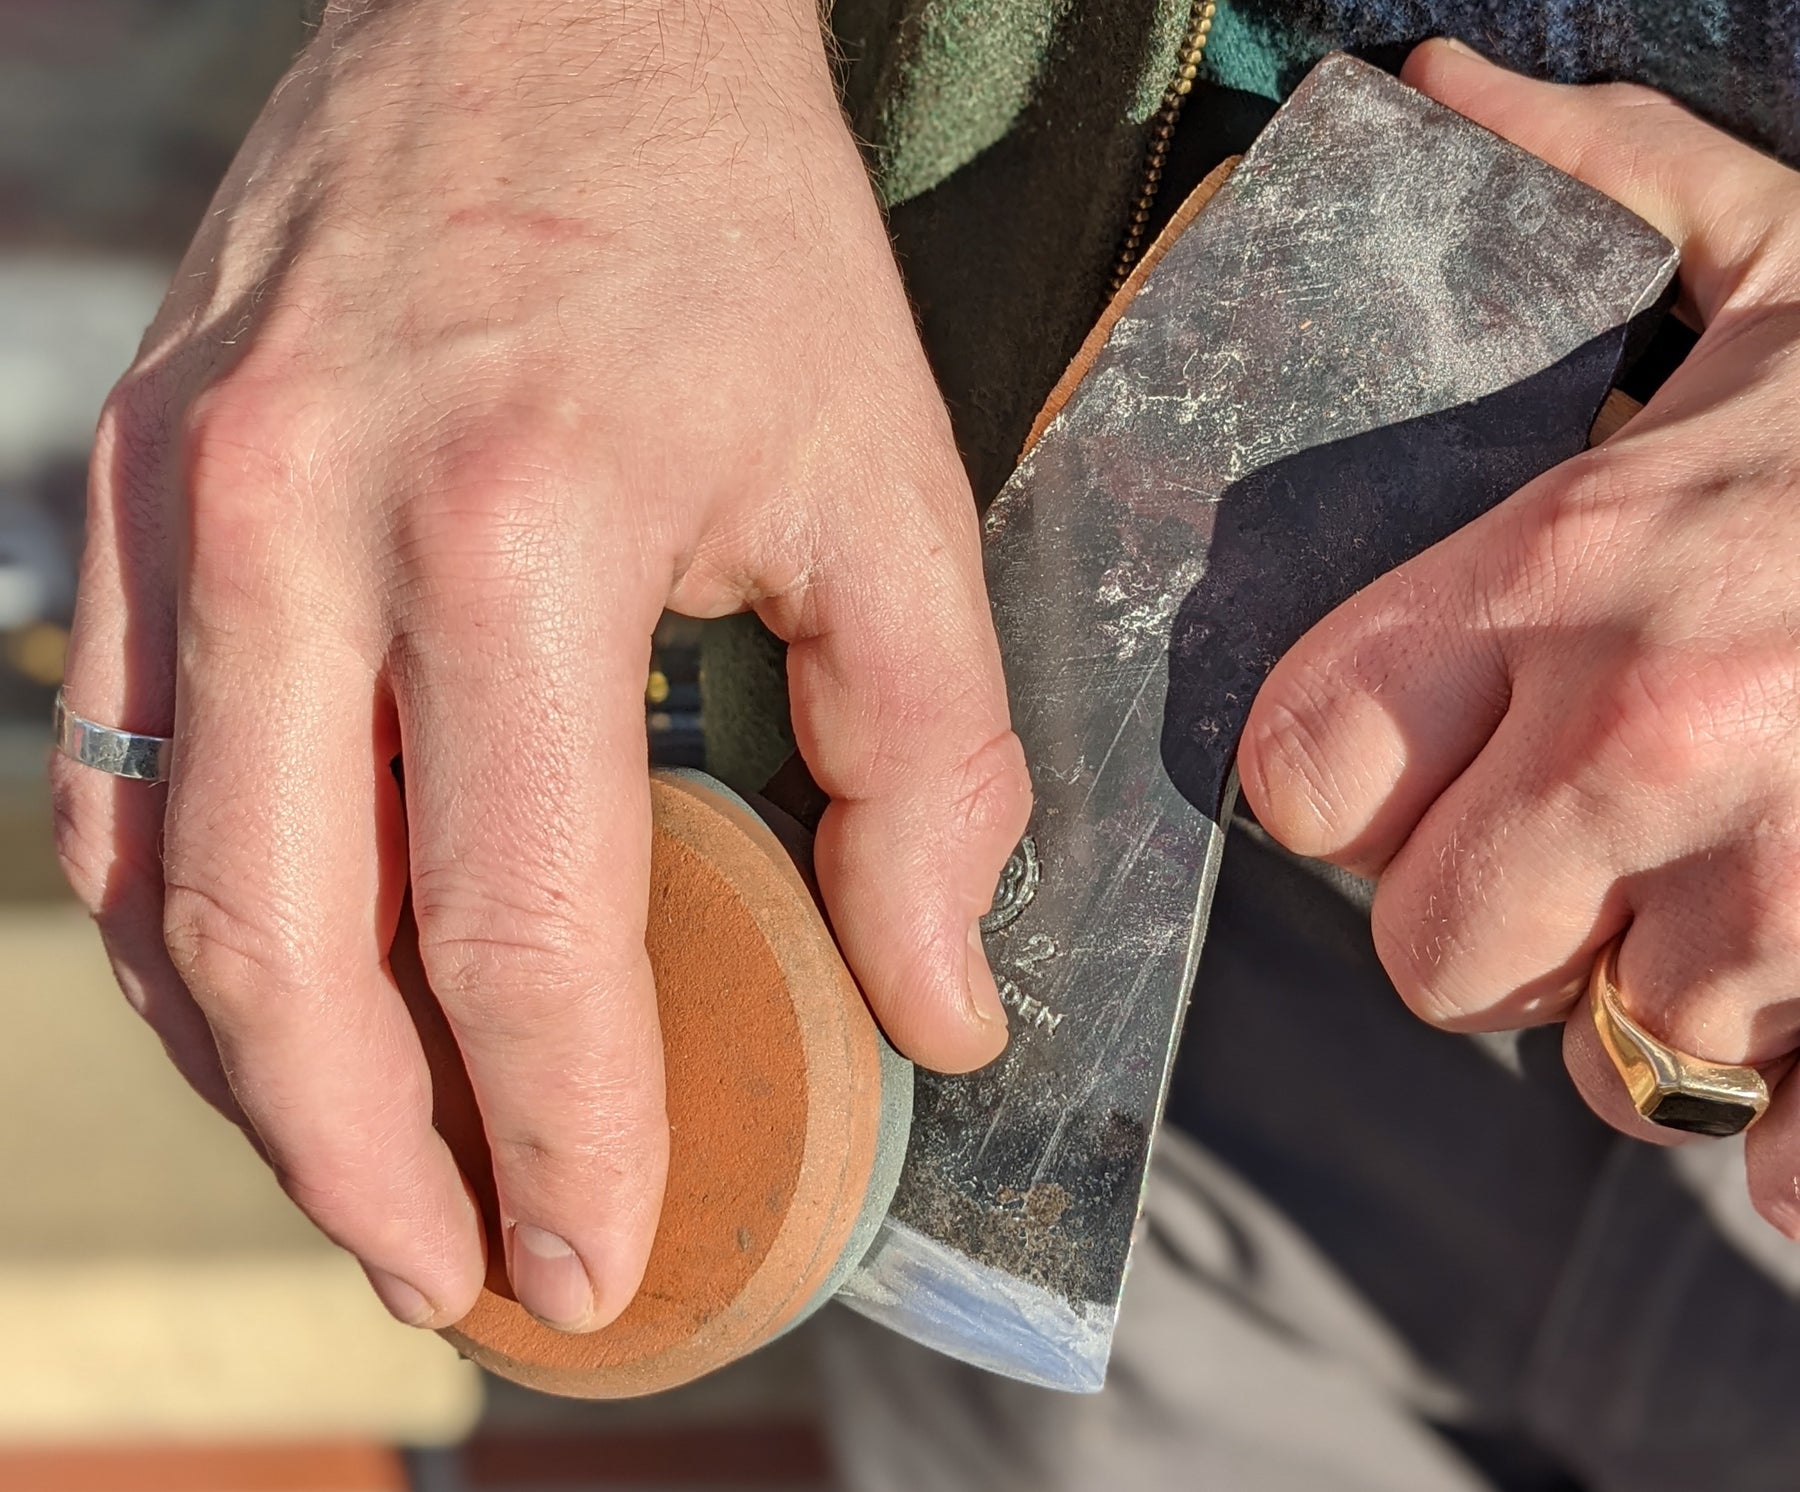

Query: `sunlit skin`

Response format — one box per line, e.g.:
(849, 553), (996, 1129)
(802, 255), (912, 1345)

(51, 0), (1027, 1336)
(49, 5), (1800, 1344)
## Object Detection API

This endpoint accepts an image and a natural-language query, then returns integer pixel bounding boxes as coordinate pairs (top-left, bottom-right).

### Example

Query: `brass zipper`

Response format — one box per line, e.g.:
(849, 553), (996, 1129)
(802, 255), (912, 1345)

(1109, 0), (1218, 292)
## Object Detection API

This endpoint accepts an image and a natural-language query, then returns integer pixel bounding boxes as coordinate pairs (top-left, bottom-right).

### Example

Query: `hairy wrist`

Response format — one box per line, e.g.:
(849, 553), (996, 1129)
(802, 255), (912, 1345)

(307, 0), (829, 81)
(294, 0), (843, 176)
(270, 0), (861, 266)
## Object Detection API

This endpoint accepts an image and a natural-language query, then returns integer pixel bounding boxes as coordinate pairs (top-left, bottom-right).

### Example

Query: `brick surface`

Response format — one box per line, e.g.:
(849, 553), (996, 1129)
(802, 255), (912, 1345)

(0, 1440), (408, 1492)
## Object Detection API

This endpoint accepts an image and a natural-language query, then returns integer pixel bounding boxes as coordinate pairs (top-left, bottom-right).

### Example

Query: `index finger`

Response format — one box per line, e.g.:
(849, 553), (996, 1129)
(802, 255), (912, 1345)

(393, 467), (668, 1335)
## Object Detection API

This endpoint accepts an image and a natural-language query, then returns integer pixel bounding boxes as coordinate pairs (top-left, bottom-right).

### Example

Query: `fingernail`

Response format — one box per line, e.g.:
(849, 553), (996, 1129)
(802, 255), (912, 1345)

(510, 1224), (595, 1332)
(364, 1265), (435, 1328)
(1439, 36), (1482, 58)
(966, 922), (1008, 1030)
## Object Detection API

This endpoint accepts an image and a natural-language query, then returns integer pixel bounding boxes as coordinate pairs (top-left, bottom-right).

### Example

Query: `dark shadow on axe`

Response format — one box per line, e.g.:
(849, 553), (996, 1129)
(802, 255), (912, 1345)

(1158, 321), (1660, 822)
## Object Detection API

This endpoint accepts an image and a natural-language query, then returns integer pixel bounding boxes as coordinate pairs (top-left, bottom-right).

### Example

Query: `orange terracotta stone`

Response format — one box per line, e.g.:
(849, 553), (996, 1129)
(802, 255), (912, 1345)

(402, 771), (886, 1398)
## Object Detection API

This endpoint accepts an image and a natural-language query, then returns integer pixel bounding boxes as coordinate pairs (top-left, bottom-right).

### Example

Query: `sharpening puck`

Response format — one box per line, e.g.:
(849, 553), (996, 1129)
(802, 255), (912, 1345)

(419, 768), (911, 1397)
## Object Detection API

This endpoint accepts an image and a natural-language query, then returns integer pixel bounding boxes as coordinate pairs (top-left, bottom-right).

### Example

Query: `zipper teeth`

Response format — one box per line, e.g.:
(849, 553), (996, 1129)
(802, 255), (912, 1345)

(1109, 0), (1218, 293)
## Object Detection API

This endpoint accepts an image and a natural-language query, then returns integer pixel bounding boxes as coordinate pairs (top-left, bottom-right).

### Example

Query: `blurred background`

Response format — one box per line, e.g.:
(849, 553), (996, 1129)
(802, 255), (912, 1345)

(0, 4), (804, 1488)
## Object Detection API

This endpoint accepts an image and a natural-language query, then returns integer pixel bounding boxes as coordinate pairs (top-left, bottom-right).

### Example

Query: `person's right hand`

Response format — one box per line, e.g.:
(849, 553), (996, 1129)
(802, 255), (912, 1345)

(1240, 44), (1800, 1229)
(51, 0), (1028, 1335)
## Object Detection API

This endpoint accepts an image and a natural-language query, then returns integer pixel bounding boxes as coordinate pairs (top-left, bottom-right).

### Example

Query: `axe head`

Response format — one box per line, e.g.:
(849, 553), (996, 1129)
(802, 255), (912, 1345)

(834, 54), (1677, 1391)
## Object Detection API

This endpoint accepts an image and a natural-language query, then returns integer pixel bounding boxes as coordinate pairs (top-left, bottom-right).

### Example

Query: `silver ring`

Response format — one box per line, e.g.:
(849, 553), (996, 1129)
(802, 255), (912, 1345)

(53, 689), (173, 783)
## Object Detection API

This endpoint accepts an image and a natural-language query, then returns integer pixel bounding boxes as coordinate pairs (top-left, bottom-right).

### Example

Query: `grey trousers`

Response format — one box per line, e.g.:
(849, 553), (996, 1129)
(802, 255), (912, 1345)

(818, 817), (1800, 1492)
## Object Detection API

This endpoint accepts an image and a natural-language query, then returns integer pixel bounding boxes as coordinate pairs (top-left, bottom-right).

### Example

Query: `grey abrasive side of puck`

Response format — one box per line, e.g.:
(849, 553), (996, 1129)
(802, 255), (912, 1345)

(787, 1028), (912, 1327)
(657, 769), (915, 1332)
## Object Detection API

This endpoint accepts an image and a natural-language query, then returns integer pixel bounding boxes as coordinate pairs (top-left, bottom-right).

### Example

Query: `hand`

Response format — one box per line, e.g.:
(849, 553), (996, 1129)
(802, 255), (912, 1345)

(51, 0), (1028, 1334)
(1239, 42), (1800, 1229)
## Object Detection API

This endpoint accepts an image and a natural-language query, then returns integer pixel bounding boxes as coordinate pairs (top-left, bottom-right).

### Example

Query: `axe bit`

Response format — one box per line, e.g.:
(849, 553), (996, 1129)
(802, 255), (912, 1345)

(832, 54), (1677, 1392)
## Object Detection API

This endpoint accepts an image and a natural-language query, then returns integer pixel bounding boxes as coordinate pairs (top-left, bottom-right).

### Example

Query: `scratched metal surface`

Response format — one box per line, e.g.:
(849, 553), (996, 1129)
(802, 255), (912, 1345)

(837, 54), (1677, 1390)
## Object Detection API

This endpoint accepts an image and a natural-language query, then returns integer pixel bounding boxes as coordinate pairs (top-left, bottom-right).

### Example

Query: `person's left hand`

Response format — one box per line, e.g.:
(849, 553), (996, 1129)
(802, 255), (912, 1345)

(1238, 41), (1800, 1230)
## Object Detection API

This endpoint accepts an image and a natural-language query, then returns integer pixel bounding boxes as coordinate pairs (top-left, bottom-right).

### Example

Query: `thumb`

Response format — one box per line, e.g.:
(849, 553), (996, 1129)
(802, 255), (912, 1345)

(1402, 39), (1800, 324)
(761, 440), (1031, 1076)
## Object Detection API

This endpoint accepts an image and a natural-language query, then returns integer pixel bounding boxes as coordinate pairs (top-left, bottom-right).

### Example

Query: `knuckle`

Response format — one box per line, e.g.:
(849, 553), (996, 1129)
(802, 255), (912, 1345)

(1367, 851), (1508, 1032)
(50, 760), (169, 947)
(949, 729), (1033, 848)
(822, 722), (911, 804)
(162, 877), (309, 1010)
(395, 413), (582, 593)
(181, 375), (322, 511)
(98, 372), (158, 435)
(177, 376), (346, 628)
(179, 377), (336, 605)
(484, 1132), (569, 1192)
(489, 1117), (626, 1187)
(1496, 455), (1635, 619)
(1540, 490), (1800, 779)
(270, 1163), (365, 1244)
(1561, 650), (1736, 790)
(1369, 889), (1464, 1028)
(417, 928), (583, 1026)
(485, 1079), (667, 1199)
(248, 1064), (439, 1248)
(271, 1143), (420, 1252)
(412, 875), (628, 1034)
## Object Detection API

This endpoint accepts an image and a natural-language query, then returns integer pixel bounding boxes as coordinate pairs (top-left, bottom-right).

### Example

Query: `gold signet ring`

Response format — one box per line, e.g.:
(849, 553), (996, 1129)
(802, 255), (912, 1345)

(1589, 939), (1770, 1138)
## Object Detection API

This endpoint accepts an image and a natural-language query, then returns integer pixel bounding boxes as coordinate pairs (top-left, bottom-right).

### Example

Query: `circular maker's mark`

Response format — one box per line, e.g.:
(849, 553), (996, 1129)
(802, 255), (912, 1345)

(981, 835), (1040, 933)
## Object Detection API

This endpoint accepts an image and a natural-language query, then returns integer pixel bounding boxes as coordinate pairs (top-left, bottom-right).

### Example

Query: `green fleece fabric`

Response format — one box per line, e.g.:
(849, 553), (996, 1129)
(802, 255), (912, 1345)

(833, 0), (1190, 206)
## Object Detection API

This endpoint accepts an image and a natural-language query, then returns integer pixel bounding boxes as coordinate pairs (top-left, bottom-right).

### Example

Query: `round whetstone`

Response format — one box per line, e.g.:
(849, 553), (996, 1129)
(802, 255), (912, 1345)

(429, 769), (896, 1398)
